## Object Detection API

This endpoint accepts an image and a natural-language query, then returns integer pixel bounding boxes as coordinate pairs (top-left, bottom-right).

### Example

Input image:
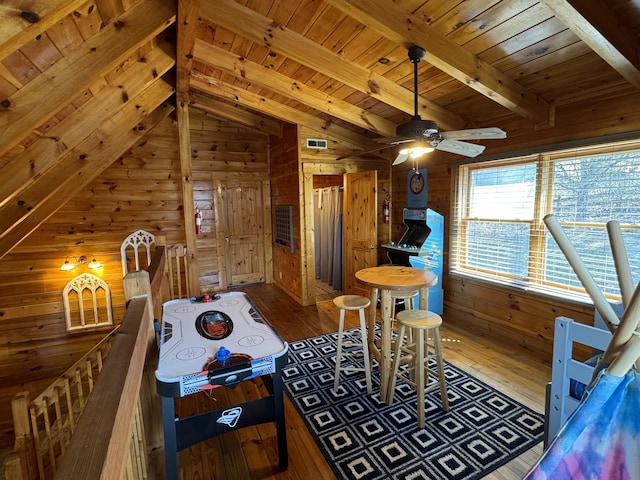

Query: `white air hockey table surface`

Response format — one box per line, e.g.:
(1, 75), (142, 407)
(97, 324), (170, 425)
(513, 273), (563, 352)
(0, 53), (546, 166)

(156, 291), (287, 397)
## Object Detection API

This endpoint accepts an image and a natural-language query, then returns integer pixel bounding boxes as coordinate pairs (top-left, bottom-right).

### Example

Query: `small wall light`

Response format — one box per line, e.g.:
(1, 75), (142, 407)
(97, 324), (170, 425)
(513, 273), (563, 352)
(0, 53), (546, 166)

(88, 256), (102, 269)
(60, 256), (77, 271)
(60, 254), (102, 271)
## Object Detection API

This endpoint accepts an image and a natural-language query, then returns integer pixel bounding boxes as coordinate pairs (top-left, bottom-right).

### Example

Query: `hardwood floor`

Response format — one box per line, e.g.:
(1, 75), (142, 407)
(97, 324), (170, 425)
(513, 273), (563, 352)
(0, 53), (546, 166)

(149, 283), (550, 480)
(316, 278), (342, 303)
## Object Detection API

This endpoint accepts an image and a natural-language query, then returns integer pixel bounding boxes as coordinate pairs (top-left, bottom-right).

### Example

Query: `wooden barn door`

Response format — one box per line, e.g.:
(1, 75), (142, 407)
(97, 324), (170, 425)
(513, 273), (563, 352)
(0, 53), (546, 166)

(218, 180), (266, 286)
(344, 170), (378, 296)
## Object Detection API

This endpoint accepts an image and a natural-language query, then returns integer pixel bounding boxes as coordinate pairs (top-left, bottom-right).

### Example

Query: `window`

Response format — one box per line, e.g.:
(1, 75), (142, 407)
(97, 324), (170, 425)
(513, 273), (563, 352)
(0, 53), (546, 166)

(451, 141), (640, 302)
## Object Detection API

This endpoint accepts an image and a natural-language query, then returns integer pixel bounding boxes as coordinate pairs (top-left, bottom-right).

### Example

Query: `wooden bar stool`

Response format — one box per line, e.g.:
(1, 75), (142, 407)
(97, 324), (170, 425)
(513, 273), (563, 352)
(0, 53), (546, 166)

(389, 289), (418, 339)
(370, 290), (418, 355)
(390, 289), (418, 311)
(333, 295), (373, 394)
(389, 309), (449, 428)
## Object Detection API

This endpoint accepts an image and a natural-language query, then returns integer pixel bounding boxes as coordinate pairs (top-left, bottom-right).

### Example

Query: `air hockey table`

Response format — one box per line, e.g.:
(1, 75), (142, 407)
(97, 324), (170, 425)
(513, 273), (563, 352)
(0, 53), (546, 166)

(155, 291), (289, 480)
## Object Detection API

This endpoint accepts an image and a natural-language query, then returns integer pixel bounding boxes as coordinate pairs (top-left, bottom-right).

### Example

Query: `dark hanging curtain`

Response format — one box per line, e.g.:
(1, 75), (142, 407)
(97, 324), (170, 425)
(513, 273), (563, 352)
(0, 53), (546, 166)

(314, 186), (343, 291)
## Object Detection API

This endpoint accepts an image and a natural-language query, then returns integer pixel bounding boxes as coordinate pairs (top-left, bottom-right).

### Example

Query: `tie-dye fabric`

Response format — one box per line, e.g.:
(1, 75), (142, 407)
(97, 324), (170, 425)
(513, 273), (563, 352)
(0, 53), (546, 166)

(525, 369), (640, 479)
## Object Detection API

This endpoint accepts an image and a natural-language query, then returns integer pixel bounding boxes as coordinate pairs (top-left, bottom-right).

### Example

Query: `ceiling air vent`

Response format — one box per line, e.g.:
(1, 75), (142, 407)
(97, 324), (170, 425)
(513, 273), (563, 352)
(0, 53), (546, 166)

(306, 138), (328, 149)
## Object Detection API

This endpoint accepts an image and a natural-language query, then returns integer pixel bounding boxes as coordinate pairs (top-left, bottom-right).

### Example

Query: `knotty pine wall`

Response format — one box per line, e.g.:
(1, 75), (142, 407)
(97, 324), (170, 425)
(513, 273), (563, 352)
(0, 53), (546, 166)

(0, 109), (272, 451)
(190, 109), (271, 291)
(0, 113), (178, 450)
(393, 89), (640, 363)
(270, 123), (304, 303)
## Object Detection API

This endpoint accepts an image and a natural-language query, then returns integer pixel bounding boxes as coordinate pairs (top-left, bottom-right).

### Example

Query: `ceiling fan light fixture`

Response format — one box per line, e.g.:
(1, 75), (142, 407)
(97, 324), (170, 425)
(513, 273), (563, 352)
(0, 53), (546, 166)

(399, 146), (434, 158)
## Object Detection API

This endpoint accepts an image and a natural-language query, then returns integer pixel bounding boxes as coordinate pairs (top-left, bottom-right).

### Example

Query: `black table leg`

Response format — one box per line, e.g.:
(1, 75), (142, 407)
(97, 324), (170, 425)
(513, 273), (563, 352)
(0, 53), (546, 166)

(273, 355), (288, 468)
(161, 395), (179, 480)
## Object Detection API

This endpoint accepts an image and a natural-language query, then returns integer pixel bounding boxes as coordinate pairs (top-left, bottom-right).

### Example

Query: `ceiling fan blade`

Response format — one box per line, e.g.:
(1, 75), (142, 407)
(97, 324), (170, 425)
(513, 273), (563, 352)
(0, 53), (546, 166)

(373, 136), (415, 145)
(336, 144), (394, 161)
(434, 139), (486, 157)
(392, 153), (409, 166)
(439, 127), (506, 141)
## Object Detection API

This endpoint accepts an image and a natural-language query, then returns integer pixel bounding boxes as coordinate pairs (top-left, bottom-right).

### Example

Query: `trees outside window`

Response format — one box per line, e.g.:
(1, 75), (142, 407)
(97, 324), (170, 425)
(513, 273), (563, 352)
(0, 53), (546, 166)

(451, 142), (640, 301)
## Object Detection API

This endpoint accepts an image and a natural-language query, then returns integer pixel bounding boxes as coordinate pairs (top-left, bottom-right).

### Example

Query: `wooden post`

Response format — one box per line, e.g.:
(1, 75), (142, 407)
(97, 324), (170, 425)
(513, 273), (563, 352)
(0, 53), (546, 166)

(176, 0), (198, 102)
(177, 101), (201, 295)
(6, 392), (36, 480)
(123, 270), (152, 302)
(10, 392), (31, 438)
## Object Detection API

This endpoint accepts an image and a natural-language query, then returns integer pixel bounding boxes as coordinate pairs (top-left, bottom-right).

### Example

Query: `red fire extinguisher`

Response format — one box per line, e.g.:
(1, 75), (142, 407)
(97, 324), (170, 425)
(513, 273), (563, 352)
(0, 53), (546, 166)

(383, 198), (390, 224)
(195, 208), (202, 235)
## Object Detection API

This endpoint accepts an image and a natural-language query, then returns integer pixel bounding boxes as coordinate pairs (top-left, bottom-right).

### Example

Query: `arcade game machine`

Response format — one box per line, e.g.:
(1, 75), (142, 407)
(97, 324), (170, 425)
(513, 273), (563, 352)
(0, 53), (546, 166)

(380, 168), (444, 314)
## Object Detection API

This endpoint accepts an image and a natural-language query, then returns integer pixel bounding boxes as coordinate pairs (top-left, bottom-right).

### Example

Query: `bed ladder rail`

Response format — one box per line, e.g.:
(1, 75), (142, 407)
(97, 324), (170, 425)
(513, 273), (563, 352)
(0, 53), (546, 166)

(546, 316), (612, 446)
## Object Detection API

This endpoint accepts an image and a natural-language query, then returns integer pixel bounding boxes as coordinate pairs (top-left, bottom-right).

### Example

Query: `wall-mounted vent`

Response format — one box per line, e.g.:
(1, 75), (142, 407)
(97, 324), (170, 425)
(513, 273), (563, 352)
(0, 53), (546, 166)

(306, 138), (328, 149)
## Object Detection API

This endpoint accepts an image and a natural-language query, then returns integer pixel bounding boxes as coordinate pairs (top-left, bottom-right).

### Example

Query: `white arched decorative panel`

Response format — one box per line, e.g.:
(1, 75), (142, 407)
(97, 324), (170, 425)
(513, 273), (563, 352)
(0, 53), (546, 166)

(62, 273), (113, 331)
(120, 229), (156, 276)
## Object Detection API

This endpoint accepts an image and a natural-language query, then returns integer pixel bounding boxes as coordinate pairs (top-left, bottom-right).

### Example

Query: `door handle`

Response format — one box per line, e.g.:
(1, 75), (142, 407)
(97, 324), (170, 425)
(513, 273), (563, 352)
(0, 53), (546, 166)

(369, 244), (377, 249)
(225, 236), (229, 243)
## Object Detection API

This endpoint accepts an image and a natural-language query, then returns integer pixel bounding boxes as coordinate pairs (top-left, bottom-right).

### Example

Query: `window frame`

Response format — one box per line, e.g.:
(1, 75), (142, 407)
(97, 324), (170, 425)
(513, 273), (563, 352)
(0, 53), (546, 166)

(451, 141), (640, 303)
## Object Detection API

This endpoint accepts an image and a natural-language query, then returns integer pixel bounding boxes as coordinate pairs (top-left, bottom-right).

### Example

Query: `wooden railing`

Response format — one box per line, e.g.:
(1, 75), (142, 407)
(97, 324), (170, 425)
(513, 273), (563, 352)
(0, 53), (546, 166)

(4, 246), (167, 480)
(166, 243), (191, 300)
(4, 329), (119, 479)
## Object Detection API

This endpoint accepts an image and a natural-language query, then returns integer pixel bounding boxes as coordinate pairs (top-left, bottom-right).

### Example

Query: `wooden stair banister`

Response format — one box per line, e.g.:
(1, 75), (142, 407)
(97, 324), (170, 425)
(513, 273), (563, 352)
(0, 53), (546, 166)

(54, 292), (154, 479)
(5, 326), (119, 479)
(4, 245), (167, 480)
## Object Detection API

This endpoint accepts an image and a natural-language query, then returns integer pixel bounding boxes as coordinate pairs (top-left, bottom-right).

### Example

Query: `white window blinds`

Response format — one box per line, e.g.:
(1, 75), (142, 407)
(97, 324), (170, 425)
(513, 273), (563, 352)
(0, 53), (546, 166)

(451, 141), (640, 301)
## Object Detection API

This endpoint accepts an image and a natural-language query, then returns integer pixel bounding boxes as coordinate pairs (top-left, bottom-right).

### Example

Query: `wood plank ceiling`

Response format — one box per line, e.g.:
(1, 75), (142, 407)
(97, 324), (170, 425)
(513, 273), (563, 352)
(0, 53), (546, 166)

(187, 0), (640, 149)
(1, 0), (640, 258)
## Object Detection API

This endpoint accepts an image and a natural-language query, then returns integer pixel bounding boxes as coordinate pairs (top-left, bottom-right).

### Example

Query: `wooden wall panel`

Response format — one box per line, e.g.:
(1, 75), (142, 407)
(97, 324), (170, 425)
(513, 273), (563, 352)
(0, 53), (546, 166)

(313, 175), (342, 189)
(270, 123), (305, 303)
(0, 114), (182, 451)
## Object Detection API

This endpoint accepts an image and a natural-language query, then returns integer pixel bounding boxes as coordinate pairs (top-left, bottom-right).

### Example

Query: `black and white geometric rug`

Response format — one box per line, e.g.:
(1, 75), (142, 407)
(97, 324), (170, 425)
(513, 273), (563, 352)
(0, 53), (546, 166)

(282, 329), (544, 480)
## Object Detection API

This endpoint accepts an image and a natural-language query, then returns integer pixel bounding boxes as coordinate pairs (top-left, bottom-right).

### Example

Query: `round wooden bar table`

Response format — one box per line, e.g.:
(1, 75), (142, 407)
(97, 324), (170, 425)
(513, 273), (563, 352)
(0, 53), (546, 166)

(355, 266), (437, 404)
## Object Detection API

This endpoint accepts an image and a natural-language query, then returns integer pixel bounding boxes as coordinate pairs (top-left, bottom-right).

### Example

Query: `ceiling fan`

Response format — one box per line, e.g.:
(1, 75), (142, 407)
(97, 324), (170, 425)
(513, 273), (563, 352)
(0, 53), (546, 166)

(338, 46), (506, 165)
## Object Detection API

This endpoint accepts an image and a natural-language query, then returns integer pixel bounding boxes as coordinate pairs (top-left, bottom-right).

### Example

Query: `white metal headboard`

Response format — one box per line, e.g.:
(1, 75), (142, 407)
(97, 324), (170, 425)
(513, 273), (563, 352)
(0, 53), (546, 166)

(120, 229), (156, 276)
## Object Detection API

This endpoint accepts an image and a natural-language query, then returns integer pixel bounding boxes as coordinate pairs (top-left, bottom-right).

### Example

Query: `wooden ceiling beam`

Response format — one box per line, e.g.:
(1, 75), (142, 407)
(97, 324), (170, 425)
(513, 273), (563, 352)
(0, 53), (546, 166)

(193, 39), (398, 137)
(0, 0), (88, 61)
(189, 93), (283, 137)
(190, 73), (391, 157)
(0, 45), (175, 208)
(203, 0), (468, 131)
(324, 0), (554, 126)
(539, 0), (640, 89)
(0, 0), (176, 159)
(0, 80), (175, 259)
(176, 0), (200, 102)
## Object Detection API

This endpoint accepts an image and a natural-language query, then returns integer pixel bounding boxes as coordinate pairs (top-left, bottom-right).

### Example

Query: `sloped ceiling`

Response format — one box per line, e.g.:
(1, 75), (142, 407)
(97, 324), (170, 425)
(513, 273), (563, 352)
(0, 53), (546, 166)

(1, 0), (640, 258)
(186, 0), (640, 145)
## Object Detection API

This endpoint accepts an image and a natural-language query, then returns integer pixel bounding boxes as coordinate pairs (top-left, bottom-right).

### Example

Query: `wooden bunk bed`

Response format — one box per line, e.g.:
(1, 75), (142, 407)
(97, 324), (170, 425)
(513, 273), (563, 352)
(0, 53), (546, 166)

(545, 317), (611, 446)
(530, 215), (640, 478)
